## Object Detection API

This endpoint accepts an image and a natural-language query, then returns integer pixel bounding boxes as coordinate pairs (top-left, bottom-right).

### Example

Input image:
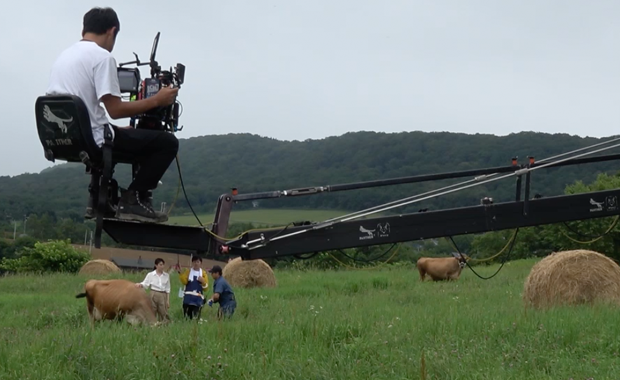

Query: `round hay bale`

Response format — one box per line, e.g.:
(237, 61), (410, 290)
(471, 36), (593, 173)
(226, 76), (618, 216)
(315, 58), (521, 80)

(79, 259), (122, 276)
(222, 257), (277, 288)
(523, 249), (620, 309)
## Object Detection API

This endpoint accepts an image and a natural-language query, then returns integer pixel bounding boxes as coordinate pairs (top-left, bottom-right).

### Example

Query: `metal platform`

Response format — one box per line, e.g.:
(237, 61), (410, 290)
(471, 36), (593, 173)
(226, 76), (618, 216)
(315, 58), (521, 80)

(102, 219), (211, 252)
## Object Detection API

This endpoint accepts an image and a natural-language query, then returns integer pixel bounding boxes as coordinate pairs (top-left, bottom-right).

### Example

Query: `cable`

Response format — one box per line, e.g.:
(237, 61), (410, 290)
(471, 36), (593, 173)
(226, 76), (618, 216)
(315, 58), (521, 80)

(321, 174), (494, 224)
(243, 170), (517, 247)
(174, 154), (204, 227)
(328, 244), (402, 269)
(336, 243), (397, 263)
(522, 142), (620, 175)
(293, 252), (320, 260)
(562, 216), (619, 239)
(561, 215), (619, 244)
(535, 136), (620, 164)
(321, 136), (620, 225)
(169, 144), (301, 245)
(164, 174), (182, 216)
(467, 229), (519, 263)
(173, 152), (295, 245)
(331, 140), (620, 225)
(451, 229), (520, 280)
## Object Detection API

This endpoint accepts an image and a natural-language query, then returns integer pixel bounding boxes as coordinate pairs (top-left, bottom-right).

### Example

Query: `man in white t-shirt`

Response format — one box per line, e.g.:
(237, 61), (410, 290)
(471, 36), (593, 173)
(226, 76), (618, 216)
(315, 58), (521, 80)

(46, 7), (179, 223)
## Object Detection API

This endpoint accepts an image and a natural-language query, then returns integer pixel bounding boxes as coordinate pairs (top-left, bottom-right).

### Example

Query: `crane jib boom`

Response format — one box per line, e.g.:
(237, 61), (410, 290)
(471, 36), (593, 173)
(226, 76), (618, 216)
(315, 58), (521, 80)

(101, 152), (620, 259)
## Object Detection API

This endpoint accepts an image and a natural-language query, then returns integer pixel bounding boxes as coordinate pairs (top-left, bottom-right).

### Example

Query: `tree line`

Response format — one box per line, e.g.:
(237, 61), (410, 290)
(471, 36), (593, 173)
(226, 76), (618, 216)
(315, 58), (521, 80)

(3, 130), (620, 269)
(2, 130), (618, 222)
(2, 172), (620, 268)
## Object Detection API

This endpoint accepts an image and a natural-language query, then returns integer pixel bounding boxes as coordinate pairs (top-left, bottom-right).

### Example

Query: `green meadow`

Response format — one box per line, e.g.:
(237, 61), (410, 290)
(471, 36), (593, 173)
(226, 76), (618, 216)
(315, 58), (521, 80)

(1, 259), (619, 379)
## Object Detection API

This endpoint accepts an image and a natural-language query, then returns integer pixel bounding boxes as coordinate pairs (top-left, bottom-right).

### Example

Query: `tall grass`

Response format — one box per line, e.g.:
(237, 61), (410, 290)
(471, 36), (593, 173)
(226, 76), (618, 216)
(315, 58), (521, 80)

(1, 259), (619, 379)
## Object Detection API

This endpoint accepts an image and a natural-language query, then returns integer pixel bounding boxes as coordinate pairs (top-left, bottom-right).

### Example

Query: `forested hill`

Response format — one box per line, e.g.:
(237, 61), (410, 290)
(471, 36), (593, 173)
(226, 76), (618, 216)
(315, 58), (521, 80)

(1, 130), (619, 222)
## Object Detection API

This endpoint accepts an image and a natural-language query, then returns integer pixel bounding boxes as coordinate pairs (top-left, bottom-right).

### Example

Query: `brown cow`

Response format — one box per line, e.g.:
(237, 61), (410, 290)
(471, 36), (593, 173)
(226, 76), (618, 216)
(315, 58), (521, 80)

(75, 279), (158, 326)
(416, 253), (469, 281)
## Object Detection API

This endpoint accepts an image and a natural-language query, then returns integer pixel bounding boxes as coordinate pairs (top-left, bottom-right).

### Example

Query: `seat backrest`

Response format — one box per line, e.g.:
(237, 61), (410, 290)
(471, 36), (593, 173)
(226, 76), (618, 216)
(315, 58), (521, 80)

(34, 95), (101, 163)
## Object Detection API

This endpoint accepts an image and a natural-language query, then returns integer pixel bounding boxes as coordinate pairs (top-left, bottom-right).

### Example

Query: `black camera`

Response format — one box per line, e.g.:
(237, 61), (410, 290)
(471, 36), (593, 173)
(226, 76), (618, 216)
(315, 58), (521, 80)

(117, 32), (186, 133)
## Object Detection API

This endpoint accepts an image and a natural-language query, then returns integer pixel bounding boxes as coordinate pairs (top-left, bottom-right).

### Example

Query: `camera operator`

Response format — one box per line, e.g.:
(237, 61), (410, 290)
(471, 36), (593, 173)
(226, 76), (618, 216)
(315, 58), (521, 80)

(45, 7), (179, 223)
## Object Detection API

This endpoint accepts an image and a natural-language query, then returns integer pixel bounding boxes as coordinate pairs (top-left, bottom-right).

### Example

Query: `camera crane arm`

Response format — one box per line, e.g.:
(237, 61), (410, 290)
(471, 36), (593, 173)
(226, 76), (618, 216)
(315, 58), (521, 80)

(101, 151), (620, 260)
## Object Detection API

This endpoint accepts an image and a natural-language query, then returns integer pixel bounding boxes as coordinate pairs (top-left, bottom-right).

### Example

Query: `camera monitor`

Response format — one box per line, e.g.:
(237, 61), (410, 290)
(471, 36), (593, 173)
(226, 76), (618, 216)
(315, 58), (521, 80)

(117, 68), (140, 94)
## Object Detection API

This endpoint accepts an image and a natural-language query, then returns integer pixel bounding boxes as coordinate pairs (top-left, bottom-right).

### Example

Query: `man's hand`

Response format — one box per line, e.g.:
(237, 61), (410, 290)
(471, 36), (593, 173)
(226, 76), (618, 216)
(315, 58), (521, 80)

(101, 84), (179, 120)
(152, 85), (179, 107)
(197, 276), (206, 285)
(135, 283), (143, 288)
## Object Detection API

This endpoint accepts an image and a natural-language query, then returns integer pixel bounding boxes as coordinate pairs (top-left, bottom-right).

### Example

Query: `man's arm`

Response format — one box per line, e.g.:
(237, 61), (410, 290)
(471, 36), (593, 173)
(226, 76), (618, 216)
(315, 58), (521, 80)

(101, 94), (160, 120)
(210, 281), (223, 302)
(101, 86), (178, 119)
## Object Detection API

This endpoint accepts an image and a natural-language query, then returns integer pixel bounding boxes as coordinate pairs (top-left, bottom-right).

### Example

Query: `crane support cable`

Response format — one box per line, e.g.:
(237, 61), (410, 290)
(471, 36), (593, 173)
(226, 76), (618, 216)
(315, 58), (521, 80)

(240, 137), (620, 249)
(320, 136), (620, 225)
(514, 142), (620, 176)
(337, 141), (620, 224)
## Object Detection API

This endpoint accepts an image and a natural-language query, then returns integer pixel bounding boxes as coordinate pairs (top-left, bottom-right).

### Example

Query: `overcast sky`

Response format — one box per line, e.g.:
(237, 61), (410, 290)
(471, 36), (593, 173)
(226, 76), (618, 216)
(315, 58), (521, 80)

(0, 0), (618, 177)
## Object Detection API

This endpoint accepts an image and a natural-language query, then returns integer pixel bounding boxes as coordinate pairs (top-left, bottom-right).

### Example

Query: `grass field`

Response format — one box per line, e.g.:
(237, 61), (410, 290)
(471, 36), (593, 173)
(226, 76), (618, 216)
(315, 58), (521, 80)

(1, 260), (619, 379)
(168, 208), (354, 226)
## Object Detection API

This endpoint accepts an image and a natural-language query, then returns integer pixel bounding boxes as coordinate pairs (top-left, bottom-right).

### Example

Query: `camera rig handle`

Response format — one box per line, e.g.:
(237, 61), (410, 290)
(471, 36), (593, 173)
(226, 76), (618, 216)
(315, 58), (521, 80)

(118, 52), (144, 68)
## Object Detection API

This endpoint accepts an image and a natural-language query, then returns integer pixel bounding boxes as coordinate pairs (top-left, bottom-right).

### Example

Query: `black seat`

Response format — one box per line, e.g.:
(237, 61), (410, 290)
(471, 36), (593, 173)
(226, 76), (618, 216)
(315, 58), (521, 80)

(34, 94), (134, 248)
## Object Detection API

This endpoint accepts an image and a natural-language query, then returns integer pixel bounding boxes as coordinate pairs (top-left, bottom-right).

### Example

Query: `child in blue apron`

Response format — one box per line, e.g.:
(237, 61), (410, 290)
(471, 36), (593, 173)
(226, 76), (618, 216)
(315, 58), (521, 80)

(177, 256), (209, 320)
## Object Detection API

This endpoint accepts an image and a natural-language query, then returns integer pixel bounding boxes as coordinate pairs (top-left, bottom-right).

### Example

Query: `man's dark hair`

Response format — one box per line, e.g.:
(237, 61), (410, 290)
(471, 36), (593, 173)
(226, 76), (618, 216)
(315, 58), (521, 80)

(154, 258), (165, 266)
(210, 265), (223, 275)
(82, 7), (120, 36)
(192, 256), (202, 263)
